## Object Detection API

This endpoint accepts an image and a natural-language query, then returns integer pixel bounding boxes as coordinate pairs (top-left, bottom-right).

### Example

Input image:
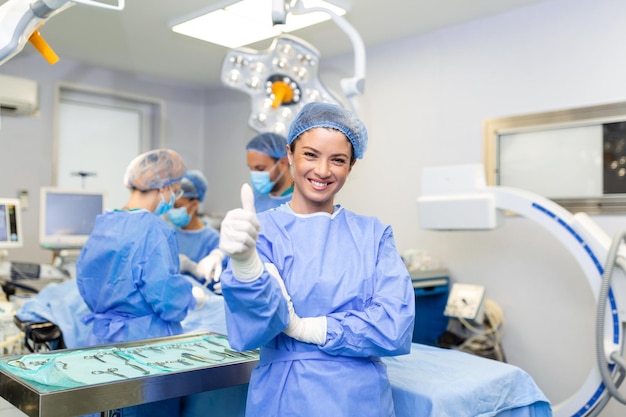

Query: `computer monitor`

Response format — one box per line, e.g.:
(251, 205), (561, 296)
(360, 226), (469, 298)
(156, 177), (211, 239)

(39, 187), (105, 250)
(0, 198), (22, 250)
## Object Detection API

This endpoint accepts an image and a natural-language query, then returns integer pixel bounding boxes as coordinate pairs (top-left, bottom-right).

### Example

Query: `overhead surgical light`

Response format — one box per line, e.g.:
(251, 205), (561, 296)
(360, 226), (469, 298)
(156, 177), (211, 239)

(219, 0), (366, 134)
(221, 35), (342, 135)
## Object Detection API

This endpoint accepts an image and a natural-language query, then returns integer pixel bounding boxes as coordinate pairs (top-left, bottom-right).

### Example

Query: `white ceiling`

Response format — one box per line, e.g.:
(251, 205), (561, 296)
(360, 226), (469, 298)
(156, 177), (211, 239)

(10, 0), (547, 87)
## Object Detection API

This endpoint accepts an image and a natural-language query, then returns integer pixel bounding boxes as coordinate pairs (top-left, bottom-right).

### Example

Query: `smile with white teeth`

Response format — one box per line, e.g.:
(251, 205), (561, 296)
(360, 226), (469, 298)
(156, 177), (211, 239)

(310, 179), (329, 188)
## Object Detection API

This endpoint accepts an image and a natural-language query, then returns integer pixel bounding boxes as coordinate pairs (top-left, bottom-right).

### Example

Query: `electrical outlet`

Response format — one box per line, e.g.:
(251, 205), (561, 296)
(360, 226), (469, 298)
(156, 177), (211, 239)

(18, 189), (28, 210)
(444, 283), (486, 322)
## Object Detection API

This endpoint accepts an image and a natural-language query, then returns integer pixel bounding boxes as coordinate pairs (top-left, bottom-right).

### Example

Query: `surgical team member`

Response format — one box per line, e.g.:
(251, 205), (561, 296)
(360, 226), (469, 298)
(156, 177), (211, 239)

(168, 170), (223, 284)
(77, 149), (199, 347)
(219, 103), (416, 417)
(246, 132), (294, 212)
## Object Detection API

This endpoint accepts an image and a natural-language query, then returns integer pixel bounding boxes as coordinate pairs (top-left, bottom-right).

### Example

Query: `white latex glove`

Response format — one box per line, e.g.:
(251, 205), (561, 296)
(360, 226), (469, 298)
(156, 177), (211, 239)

(265, 263), (327, 345)
(219, 184), (263, 281)
(212, 281), (222, 295)
(197, 249), (225, 284)
(179, 253), (198, 275)
(191, 286), (208, 310)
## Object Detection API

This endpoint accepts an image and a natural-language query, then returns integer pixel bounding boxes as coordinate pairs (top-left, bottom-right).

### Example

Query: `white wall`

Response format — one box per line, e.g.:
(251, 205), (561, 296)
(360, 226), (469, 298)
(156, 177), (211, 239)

(2, 0), (626, 414)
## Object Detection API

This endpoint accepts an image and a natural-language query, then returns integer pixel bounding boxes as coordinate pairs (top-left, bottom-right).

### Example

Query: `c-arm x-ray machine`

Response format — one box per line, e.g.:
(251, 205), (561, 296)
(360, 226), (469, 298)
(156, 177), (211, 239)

(417, 164), (626, 417)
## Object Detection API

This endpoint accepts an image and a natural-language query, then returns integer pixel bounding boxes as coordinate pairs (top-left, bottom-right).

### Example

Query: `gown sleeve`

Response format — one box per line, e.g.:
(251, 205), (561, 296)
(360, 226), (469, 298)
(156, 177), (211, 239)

(320, 227), (415, 358)
(221, 266), (291, 351)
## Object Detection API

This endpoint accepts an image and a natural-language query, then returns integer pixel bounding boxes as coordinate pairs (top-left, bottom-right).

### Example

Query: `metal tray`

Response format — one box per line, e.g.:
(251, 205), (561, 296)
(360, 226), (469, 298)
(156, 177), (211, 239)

(0, 332), (258, 417)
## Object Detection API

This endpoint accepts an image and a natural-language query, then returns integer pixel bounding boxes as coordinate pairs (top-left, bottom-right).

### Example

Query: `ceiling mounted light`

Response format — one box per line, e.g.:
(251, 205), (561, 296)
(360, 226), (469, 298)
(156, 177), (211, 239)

(221, 34), (342, 136)
(171, 0), (347, 49)
(220, 0), (365, 135)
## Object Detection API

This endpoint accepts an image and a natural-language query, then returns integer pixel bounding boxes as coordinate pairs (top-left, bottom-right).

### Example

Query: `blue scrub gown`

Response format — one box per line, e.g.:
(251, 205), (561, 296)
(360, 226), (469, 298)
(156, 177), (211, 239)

(221, 205), (415, 417)
(77, 209), (195, 345)
(252, 188), (293, 213)
(176, 223), (220, 263)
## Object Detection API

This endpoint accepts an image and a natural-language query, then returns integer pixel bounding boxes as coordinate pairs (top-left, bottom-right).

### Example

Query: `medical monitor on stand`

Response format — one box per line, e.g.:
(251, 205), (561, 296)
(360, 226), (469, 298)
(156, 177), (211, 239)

(0, 198), (22, 284)
(0, 199), (22, 257)
(39, 187), (105, 251)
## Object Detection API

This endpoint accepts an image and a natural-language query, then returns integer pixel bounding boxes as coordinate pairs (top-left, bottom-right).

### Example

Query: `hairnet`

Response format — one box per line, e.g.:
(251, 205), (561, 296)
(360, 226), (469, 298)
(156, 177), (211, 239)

(287, 102), (368, 159)
(123, 149), (186, 191)
(181, 170), (208, 202)
(246, 132), (288, 159)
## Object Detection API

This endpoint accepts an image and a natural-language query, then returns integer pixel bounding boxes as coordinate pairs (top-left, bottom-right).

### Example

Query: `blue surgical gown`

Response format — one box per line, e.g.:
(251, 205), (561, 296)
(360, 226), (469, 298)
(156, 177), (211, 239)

(176, 223), (220, 262)
(76, 209), (195, 345)
(253, 189), (293, 213)
(221, 205), (415, 417)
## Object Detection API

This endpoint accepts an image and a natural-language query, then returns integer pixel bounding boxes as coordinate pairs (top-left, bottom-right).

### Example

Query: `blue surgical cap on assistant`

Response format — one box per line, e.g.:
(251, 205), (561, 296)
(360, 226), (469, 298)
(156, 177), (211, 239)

(181, 170), (208, 202)
(123, 149), (186, 191)
(246, 132), (288, 159)
(287, 102), (368, 159)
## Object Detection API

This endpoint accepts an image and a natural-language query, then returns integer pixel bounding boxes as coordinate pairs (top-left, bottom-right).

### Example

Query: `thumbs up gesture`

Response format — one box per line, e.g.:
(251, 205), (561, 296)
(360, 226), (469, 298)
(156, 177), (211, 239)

(219, 184), (264, 281)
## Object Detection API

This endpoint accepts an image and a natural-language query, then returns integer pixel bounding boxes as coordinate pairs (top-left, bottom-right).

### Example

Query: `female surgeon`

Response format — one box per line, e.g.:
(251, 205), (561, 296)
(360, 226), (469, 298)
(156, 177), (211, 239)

(219, 103), (416, 417)
(77, 149), (199, 346)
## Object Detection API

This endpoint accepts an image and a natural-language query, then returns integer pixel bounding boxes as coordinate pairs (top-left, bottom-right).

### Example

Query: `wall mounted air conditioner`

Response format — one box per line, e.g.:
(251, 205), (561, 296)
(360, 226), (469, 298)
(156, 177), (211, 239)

(0, 74), (39, 116)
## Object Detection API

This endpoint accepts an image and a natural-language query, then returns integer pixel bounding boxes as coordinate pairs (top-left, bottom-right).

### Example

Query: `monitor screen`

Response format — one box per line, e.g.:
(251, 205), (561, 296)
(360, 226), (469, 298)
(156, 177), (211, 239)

(0, 198), (22, 249)
(39, 188), (105, 250)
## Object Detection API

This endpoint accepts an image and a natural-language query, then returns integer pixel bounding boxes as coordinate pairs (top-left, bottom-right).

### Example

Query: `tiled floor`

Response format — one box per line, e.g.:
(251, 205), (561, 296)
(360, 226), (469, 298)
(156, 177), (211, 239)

(0, 395), (28, 417)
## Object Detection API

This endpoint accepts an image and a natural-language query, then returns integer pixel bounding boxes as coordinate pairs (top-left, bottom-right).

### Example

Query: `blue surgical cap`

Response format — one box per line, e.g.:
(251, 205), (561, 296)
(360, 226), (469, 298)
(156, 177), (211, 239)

(246, 132), (288, 159)
(181, 170), (208, 202)
(123, 149), (186, 191)
(287, 102), (368, 159)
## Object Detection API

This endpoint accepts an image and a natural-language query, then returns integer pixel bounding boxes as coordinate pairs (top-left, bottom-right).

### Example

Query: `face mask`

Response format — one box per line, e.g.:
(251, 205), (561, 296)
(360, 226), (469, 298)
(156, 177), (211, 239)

(250, 161), (283, 195)
(250, 171), (275, 195)
(154, 189), (175, 216)
(167, 206), (192, 228)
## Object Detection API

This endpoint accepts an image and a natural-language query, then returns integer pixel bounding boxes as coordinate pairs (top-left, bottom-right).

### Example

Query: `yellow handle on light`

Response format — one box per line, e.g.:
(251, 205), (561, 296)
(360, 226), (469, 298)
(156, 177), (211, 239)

(29, 30), (59, 65)
(271, 81), (293, 109)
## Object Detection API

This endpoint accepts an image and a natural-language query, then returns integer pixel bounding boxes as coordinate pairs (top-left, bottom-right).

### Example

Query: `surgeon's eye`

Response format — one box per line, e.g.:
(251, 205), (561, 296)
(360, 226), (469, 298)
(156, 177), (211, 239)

(172, 188), (184, 200)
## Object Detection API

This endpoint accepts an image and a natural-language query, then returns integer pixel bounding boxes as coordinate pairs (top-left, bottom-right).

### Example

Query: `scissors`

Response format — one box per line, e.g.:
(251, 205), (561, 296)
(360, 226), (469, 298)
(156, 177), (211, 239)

(84, 353), (107, 363)
(91, 368), (127, 378)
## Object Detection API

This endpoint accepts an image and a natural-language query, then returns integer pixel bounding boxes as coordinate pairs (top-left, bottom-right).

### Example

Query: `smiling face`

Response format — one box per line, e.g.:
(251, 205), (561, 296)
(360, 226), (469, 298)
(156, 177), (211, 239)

(287, 127), (355, 214)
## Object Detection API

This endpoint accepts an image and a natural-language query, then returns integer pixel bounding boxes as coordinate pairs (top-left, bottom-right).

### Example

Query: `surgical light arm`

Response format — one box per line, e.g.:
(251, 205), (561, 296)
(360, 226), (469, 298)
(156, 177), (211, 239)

(222, 0), (366, 135)
(0, 0), (124, 67)
(417, 164), (626, 417)
(289, 0), (366, 103)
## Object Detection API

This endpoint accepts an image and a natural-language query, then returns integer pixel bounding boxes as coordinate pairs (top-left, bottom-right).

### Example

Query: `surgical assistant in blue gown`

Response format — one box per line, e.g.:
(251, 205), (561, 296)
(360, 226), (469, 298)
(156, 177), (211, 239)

(168, 170), (220, 263)
(220, 103), (415, 417)
(246, 132), (294, 213)
(168, 170), (224, 289)
(76, 148), (196, 346)
(77, 210), (195, 344)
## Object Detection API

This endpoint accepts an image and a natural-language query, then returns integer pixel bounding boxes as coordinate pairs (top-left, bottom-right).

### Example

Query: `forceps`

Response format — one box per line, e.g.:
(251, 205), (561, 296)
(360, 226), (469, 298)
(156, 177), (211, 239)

(109, 351), (150, 375)
(181, 352), (222, 363)
(84, 353), (107, 363)
(204, 339), (251, 358)
(91, 368), (127, 378)
(8, 360), (29, 370)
